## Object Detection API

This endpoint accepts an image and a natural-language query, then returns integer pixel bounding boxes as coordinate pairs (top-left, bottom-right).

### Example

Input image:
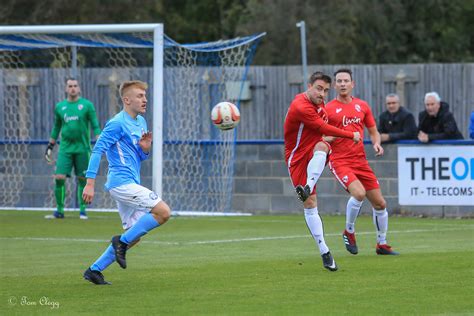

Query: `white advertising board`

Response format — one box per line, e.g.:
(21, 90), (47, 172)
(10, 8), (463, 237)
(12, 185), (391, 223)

(398, 146), (474, 206)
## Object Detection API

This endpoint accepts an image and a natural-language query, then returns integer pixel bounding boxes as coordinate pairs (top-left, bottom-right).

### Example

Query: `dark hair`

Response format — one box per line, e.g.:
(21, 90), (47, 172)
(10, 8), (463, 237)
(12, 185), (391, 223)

(334, 68), (353, 80)
(65, 77), (78, 84)
(309, 71), (331, 85)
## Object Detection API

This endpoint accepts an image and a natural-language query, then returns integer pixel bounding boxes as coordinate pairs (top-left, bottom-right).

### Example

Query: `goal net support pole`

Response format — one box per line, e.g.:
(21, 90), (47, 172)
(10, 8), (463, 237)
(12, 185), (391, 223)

(0, 24), (165, 197)
(0, 24), (265, 214)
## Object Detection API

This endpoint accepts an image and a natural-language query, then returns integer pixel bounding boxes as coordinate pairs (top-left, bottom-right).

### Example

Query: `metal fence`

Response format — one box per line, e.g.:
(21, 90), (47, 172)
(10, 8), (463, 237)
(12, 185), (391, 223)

(1, 63), (472, 141)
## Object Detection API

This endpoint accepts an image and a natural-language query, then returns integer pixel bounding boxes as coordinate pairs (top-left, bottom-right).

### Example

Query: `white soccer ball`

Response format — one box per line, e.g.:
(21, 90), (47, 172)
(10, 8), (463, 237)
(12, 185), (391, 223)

(211, 101), (241, 130)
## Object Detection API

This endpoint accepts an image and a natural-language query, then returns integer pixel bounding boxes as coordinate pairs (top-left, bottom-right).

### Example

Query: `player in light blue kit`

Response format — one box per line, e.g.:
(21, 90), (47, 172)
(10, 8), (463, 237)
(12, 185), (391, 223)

(82, 80), (171, 285)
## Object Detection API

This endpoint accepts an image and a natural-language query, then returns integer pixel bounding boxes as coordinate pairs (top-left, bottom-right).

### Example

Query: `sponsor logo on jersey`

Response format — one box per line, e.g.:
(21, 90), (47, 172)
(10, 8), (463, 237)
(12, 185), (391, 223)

(342, 175), (349, 183)
(149, 192), (158, 200)
(61, 106), (67, 110)
(317, 107), (322, 113)
(342, 115), (361, 127)
(78, 104), (83, 110)
(336, 108), (342, 113)
(63, 114), (79, 123)
(355, 104), (361, 112)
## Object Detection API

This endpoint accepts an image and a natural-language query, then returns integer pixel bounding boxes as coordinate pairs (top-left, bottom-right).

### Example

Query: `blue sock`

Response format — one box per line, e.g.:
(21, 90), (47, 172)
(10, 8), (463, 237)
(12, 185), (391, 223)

(120, 213), (160, 244)
(90, 245), (115, 272)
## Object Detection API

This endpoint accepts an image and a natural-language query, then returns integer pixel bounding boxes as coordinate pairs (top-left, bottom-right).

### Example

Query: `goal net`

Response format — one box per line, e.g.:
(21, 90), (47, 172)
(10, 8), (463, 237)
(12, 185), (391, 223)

(0, 25), (264, 214)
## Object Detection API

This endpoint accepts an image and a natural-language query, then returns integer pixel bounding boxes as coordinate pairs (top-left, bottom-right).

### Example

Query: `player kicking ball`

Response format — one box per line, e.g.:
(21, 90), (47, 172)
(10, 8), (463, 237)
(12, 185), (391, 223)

(325, 69), (399, 256)
(284, 72), (361, 271)
(82, 80), (171, 285)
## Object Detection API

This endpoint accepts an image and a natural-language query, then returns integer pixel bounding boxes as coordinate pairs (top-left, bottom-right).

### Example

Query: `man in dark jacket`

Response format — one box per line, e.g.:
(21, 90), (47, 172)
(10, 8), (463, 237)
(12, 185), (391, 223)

(378, 93), (417, 143)
(418, 92), (464, 142)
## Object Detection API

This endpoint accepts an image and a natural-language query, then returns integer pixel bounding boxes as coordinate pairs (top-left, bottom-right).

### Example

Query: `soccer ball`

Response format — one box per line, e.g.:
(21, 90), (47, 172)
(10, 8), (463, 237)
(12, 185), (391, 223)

(211, 102), (241, 130)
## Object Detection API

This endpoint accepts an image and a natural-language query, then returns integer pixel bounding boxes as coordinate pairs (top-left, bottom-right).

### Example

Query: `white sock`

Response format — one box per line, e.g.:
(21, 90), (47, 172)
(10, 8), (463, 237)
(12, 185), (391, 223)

(373, 208), (388, 244)
(306, 151), (327, 193)
(346, 197), (363, 233)
(304, 207), (329, 255)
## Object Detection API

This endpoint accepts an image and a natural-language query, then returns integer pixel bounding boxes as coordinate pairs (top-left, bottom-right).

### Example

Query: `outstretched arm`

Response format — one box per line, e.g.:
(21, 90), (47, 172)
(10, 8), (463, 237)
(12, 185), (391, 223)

(83, 120), (123, 203)
(295, 106), (359, 142)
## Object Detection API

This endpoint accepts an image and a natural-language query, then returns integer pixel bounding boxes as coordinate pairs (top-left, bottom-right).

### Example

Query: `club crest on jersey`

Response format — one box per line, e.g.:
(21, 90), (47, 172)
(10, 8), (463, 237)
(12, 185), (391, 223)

(342, 175), (349, 183)
(355, 104), (361, 112)
(342, 115), (362, 127)
(78, 104), (83, 110)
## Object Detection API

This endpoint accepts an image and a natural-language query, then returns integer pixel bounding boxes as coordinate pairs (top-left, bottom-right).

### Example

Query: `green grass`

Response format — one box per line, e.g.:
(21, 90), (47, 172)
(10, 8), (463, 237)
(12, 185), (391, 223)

(1, 211), (473, 315)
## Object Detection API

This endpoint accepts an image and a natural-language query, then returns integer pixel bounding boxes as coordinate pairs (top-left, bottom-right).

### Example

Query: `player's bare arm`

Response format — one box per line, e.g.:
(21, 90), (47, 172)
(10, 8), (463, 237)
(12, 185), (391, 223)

(139, 131), (152, 153)
(82, 178), (96, 204)
(315, 120), (359, 142)
(380, 133), (390, 142)
(367, 126), (384, 156)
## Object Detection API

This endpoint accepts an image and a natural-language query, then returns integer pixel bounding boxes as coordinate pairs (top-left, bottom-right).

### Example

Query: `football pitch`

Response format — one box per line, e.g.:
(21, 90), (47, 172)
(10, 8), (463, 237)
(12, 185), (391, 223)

(1, 211), (473, 315)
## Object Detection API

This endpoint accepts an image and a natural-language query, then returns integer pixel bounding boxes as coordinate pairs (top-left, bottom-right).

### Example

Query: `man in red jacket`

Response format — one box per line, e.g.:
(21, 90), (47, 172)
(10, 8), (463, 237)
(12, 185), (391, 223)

(284, 71), (360, 271)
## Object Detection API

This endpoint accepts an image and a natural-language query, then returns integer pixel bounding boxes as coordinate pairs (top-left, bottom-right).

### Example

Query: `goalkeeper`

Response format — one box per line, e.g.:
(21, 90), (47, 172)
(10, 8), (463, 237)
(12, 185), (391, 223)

(45, 78), (101, 219)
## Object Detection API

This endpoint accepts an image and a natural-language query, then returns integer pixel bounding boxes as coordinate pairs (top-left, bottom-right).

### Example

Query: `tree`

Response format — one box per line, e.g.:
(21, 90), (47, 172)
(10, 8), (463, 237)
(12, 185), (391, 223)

(2, 0), (473, 64)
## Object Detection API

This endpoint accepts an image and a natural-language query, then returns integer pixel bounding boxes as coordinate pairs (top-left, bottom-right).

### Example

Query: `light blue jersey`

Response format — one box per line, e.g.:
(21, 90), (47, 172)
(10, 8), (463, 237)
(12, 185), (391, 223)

(86, 110), (149, 190)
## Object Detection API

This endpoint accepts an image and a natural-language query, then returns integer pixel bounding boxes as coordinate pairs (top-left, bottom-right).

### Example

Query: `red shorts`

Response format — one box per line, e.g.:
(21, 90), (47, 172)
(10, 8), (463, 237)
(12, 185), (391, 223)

(287, 141), (331, 194)
(328, 159), (380, 191)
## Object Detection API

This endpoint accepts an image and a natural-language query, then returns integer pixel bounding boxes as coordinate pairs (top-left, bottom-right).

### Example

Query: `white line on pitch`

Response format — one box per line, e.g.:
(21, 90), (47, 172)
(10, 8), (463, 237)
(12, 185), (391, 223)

(0, 227), (472, 246)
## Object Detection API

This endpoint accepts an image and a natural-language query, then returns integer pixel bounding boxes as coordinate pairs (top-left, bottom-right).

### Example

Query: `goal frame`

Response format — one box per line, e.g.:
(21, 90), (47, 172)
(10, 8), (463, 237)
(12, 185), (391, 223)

(0, 23), (165, 197)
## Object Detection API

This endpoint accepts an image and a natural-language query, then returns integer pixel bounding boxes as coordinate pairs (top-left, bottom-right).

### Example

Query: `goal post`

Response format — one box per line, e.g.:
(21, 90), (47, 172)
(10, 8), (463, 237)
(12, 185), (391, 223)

(0, 23), (165, 197)
(0, 24), (265, 214)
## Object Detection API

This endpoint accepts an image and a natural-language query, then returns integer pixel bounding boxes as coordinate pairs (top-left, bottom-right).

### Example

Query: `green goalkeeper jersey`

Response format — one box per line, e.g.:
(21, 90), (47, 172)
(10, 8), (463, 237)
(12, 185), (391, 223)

(50, 97), (101, 153)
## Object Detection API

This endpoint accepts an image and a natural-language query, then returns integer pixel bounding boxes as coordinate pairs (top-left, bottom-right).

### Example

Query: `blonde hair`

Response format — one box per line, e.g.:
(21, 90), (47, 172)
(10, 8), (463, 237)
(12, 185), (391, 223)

(119, 80), (148, 97)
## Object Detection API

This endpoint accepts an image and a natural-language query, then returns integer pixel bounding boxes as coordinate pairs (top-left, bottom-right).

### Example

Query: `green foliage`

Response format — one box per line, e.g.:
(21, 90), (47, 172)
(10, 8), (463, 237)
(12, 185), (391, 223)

(1, 211), (473, 314)
(2, 0), (473, 64)
(236, 0), (474, 64)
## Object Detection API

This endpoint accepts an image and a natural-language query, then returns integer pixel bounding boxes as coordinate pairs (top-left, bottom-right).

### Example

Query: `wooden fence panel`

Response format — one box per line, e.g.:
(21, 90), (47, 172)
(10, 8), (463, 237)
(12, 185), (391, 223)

(1, 64), (472, 141)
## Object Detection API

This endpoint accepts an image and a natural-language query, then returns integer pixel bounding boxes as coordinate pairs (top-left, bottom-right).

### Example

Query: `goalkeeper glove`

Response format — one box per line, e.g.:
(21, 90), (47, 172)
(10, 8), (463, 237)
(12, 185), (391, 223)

(45, 142), (55, 163)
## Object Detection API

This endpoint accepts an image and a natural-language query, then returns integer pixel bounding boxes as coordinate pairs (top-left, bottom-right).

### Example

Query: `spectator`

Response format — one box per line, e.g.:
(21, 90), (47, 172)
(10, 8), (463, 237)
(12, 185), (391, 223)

(417, 92), (463, 143)
(378, 93), (417, 143)
(470, 111), (474, 139)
